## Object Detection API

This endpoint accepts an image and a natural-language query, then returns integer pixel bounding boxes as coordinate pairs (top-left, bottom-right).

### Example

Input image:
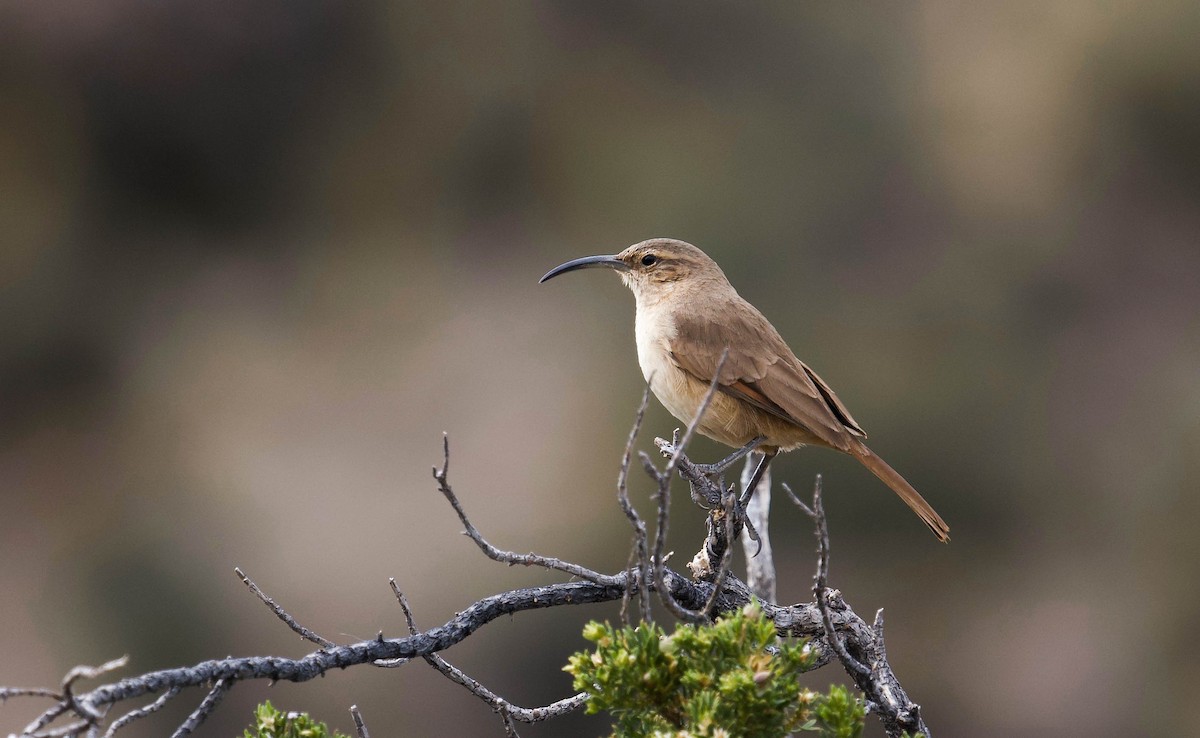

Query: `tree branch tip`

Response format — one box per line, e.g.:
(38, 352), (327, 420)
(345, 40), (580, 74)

(64, 655), (130, 689)
(350, 705), (371, 738)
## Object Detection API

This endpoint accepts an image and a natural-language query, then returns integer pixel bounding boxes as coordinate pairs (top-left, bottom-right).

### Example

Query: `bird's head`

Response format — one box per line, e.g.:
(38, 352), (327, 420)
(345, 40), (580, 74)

(540, 238), (727, 302)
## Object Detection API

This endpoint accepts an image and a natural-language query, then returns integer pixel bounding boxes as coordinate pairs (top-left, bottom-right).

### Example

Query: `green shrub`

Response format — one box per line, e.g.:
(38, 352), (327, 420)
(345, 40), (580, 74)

(242, 701), (349, 738)
(564, 602), (865, 738)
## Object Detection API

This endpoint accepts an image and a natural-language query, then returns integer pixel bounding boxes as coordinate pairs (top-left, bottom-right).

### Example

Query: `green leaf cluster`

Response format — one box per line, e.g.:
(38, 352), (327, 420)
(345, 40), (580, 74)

(564, 602), (865, 738)
(242, 701), (350, 738)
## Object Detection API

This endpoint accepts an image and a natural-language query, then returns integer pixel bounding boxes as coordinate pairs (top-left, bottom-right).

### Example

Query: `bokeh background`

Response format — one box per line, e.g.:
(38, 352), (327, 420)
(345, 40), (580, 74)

(2, 2), (1198, 736)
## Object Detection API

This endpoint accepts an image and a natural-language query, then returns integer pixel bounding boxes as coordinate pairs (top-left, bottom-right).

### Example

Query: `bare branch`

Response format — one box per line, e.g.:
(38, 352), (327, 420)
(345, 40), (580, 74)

(169, 678), (232, 738)
(648, 354), (731, 624)
(0, 687), (60, 702)
(349, 705), (370, 738)
(103, 688), (180, 738)
(780, 481), (815, 518)
(62, 657), (127, 724)
(808, 476), (871, 680)
(617, 386), (653, 623)
(696, 486), (739, 618)
(786, 476), (932, 738)
(388, 580), (589, 728)
(20, 657), (128, 737)
(434, 434), (620, 587)
(236, 568), (334, 648)
(28, 717), (91, 738)
(19, 701), (70, 737)
(2, 397), (935, 738)
(0, 563), (918, 736)
(661, 349), (728, 481)
(740, 453), (776, 602)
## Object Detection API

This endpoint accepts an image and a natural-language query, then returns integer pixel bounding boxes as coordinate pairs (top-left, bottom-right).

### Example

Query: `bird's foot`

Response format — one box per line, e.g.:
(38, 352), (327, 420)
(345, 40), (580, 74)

(742, 513), (763, 556)
(693, 436), (766, 476)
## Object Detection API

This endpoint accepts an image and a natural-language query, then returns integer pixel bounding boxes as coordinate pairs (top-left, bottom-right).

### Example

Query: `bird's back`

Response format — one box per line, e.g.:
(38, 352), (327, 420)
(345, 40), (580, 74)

(659, 284), (868, 452)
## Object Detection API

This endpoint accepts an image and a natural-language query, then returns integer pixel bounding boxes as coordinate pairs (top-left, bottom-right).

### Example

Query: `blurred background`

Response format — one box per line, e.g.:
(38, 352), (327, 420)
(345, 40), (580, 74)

(2, 2), (1198, 736)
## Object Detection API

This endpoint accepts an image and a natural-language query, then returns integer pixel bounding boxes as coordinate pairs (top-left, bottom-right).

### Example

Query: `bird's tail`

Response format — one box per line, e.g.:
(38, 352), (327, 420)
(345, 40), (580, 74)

(852, 445), (950, 542)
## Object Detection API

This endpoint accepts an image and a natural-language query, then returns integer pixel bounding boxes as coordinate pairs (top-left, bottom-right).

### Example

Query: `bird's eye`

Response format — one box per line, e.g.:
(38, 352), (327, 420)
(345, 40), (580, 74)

(641, 254), (658, 266)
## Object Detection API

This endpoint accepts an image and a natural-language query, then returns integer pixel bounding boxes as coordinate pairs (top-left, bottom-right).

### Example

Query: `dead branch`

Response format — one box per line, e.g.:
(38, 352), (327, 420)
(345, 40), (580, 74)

(348, 705), (369, 738)
(785, 479), (932, 737)
(1, 395), (934, 738)
(388, 578), (588, 734)
(433, 433), (620, 588)
(617, 387), (653, 624)
(740, 453), (776, 601)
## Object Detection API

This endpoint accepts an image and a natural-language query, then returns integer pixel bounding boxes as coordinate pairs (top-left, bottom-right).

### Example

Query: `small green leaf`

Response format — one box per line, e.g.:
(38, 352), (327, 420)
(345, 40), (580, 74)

(564, 603), (865, 738)
(242, 701), (351, 738)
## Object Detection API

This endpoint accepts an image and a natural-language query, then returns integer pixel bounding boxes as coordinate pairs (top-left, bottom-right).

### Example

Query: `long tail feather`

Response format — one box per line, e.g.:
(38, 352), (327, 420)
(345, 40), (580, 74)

(852, 445), (950, 542)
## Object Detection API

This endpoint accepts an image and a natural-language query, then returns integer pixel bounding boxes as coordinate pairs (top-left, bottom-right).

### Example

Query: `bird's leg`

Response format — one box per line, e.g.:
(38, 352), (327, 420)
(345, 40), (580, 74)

(738, 451), (775, 508)
(694, 436), (766, 476)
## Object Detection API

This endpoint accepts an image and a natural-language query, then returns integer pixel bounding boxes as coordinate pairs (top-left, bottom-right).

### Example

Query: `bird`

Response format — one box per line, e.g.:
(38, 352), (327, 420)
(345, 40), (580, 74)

(539, 238), (949, 542)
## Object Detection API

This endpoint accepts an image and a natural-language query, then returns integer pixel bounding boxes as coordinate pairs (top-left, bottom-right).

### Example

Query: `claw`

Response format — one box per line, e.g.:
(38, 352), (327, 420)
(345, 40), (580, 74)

(693, 436), (766, 476)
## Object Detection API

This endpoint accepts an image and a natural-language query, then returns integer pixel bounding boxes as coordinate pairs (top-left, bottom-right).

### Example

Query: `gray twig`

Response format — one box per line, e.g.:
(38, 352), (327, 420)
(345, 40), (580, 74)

(20, 657), (128, 737)
(235, 568), (334, 648)
(617, 386), (653, 623)
(0, 566), (918, 737)
(102, 687), (180, 738)
(740, 452), (776, 602)
(1, 394), (934, 738)
(434, 434), (620, 587)
(785, 477), (932, 738)
(697, 486), (739, 618)
(388, 580), (589, 728)
(169, 678), (231, 738)
(809, 476), (871, 679)
(0, 688), (60, 703)
(648, 352), (736, 624)
(349, 705), (370, 738)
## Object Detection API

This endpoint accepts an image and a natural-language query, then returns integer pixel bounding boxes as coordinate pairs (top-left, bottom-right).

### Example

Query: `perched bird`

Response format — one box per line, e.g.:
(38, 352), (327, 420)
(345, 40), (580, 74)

(540, 238), (949, 541)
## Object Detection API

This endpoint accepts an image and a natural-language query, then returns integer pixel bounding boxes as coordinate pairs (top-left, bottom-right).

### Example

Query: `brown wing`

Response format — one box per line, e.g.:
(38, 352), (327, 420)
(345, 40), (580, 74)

(668, 295), (866, 452)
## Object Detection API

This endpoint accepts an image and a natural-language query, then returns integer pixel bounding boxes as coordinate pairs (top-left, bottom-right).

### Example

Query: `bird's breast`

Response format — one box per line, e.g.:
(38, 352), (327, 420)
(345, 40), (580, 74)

(633, 302), (673, 383)
(634, 305), (706, 424)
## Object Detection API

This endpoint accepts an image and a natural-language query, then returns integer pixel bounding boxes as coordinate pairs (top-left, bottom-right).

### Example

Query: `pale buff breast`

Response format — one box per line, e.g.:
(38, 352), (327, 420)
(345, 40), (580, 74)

(634, 302), (817, 452)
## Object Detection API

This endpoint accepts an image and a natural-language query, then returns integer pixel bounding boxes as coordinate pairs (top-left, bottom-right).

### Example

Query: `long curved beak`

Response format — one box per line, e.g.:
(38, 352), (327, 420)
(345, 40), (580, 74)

(539, 254), (629, 283)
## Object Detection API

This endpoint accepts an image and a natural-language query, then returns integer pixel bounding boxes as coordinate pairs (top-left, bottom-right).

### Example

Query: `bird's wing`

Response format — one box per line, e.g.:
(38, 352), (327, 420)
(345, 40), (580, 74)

(669, 299), (866, 451)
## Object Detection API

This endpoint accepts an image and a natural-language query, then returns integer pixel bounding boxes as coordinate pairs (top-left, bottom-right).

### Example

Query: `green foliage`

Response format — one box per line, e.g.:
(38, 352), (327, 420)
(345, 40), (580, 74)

(564, 602), (866, 738)
(243, 701), (350, 738)
(813, 685), (865, 738)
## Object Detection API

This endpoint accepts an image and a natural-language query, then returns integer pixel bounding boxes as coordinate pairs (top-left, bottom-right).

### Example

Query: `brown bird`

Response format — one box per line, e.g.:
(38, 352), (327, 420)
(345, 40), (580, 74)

(540, 238), (949, 541)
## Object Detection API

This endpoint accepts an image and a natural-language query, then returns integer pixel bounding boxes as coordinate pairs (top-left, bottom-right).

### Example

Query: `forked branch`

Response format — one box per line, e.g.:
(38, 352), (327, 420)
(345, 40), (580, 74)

(1, 393), (933, 738)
